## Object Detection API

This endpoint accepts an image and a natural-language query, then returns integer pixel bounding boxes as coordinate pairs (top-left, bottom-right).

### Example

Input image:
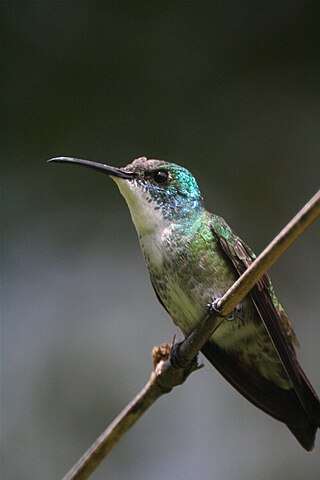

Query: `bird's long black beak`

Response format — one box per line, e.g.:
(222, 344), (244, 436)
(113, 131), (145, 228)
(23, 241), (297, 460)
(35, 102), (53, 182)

(48, 157), (134, 179)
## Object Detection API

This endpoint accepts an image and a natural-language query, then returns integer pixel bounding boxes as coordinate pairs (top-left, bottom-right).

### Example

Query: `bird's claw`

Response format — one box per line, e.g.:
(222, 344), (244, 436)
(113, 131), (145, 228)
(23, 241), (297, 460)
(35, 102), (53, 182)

(170, 341), (189, 368)
(170, 339), (200, 372)
(206, 298), (225, 317)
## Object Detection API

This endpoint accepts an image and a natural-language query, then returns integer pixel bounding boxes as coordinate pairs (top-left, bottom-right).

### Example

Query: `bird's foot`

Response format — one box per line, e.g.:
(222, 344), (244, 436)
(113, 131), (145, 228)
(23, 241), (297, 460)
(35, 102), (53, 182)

(170, 339), (200, 371)
(170, 341), (189, 368)
(206, 297), (225, 317)
(207, 297), (242, 322)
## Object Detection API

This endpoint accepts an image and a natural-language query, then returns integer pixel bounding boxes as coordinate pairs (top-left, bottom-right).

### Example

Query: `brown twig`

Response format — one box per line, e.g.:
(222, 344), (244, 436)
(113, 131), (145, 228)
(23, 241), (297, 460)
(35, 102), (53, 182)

(62, 189), (320, 480)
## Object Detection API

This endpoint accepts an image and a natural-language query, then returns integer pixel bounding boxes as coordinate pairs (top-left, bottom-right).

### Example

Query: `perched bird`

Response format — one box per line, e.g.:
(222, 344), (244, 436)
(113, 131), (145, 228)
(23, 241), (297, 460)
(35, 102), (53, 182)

(49, 156), (320, 450)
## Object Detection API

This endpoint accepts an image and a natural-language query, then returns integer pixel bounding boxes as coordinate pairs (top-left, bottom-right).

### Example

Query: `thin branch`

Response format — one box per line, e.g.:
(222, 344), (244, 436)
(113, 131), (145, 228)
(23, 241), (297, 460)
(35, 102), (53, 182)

(62, 371), (164, 480)
(62, 189), (320, 480)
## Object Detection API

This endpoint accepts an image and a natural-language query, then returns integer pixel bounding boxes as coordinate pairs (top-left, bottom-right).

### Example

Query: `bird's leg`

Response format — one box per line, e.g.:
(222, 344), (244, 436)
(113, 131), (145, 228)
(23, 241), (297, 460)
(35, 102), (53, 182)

(170, 340), (191, 368)
(206, 297), (225, 317)
(207, 297), (243, 322)
(170, 338), (199, 370)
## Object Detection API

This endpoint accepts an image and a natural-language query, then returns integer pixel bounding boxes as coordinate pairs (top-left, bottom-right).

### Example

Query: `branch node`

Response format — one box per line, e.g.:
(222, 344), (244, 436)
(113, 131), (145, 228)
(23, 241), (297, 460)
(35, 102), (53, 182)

(152, 343), (171, 369)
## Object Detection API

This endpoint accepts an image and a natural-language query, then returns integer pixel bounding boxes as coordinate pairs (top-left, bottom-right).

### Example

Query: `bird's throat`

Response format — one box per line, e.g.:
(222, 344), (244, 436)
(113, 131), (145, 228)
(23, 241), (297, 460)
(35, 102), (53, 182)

(113, 177), (168, 237)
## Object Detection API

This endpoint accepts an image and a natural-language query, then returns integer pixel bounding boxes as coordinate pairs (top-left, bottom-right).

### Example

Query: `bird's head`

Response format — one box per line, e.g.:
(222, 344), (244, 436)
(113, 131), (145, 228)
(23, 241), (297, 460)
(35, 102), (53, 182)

(48, 156), (204, 234)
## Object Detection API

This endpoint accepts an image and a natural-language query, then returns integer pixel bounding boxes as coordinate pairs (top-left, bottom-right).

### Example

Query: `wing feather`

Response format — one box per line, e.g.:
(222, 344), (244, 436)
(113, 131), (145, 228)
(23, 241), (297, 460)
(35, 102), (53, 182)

(207, 219), (320, 449)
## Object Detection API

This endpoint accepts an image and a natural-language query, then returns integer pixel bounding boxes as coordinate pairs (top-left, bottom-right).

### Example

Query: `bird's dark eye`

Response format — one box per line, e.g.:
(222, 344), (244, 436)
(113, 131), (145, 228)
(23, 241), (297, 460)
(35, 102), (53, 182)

(153, 170), (169, 184)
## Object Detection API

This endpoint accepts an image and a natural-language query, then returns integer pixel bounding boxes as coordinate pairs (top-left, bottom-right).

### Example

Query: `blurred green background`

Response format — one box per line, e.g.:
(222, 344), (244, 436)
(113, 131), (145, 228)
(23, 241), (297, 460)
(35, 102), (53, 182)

(2, 2), (320, 479)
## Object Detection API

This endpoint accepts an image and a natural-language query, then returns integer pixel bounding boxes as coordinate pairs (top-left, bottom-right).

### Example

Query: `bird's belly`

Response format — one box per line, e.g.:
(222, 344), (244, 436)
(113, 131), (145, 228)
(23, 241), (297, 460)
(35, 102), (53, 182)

(151, 268), (292, 389)
(161, 283), (291, 388)
(159, 279), (205, 333)
(155, 275), (257, 350)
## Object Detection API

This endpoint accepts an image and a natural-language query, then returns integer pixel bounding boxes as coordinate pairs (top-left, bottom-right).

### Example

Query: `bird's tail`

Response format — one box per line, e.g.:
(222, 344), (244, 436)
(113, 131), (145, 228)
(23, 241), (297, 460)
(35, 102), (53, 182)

(287, 369), (320, 451)
(201, 342), (320, 451)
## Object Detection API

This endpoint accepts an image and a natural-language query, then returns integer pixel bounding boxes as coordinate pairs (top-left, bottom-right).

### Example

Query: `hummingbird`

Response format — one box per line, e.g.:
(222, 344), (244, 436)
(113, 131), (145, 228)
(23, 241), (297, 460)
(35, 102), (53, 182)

(49, 155), (320, 451)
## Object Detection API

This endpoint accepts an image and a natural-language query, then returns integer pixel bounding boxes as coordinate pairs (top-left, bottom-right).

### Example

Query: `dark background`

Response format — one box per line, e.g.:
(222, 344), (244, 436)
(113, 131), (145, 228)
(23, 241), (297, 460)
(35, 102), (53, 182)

(2, 2), (320, 479)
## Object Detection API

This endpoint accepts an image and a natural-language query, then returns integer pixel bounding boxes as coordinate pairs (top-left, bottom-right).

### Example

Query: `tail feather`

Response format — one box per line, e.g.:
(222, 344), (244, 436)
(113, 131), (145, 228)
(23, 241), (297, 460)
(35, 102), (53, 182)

(288, 371), (320, 451)
(201, 341), (320, 450)
(287, 422), (317, 452)
(300, 368), (320, 427)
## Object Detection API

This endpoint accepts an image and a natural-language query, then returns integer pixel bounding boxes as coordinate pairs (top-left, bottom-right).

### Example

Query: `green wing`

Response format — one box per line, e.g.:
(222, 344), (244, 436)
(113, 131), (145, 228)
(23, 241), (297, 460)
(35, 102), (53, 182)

(203, 217), (320, 450)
